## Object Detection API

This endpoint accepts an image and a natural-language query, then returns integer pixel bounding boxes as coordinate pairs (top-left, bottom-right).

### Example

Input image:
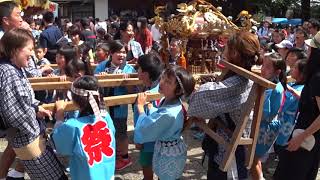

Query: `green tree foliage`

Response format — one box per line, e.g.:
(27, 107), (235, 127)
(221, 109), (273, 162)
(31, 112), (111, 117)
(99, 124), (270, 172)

(248, 0), (300, 17)
(301, 0), (310, 20)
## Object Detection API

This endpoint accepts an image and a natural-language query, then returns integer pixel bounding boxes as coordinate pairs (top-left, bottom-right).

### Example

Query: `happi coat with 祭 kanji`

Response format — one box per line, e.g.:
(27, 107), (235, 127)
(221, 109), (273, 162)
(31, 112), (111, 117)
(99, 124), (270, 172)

(134, 98), (187, 179)
(52, 113), (116, 180)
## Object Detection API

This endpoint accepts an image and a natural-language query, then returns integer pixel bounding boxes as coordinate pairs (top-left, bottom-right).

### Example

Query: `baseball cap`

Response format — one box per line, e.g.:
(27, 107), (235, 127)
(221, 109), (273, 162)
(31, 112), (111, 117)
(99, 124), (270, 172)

(305, 31), (320, 49)
(275, 40), (293, 49)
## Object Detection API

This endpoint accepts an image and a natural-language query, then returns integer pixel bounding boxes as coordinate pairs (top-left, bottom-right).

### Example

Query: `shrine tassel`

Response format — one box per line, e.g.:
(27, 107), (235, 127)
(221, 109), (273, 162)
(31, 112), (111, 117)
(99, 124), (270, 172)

(178, 51), (187, 69)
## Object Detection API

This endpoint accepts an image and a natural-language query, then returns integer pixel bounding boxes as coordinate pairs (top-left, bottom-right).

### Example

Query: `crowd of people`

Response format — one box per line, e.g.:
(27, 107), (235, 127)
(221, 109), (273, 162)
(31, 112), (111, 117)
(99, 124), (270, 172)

(0, 1), (319, 180)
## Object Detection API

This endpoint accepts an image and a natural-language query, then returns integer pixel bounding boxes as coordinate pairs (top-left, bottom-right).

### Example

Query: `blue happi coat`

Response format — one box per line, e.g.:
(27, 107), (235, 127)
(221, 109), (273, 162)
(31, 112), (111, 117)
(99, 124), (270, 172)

(94, 60), (136, 119)
(276, 83), (304, 145)
(133, 81), (160, 152)
(256, 82), (284, 157)
(134, 98), (187, 180)
(52, 113), (116, 180)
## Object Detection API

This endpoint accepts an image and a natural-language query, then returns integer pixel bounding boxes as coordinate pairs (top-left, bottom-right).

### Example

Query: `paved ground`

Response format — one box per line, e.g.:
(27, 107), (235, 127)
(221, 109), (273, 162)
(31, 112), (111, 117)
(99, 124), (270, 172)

(2, 132), (320, 180)
(1, 104), (320, 180)
(0, 105), (207, 180)
(0, 130), (207, 180)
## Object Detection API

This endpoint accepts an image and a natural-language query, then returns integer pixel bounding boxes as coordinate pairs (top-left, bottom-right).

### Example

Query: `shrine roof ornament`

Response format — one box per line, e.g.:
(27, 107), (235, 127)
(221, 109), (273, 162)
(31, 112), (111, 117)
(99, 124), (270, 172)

(14, 0), (51, 10)
(153, 0), (253, 38)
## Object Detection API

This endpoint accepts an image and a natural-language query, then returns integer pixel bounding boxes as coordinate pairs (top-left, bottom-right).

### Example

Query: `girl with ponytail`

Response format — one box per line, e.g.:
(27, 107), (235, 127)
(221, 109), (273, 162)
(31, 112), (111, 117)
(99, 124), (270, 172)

(252, 52), (287, 180)
(134, 65), (195, 180)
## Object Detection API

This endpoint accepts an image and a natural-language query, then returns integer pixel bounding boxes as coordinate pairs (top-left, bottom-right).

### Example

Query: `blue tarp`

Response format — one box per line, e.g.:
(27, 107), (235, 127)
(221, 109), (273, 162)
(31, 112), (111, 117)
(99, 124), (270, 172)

(272, 18), (302, 25)
(272, 18), (288, 24)
(287, 19), (302, 25)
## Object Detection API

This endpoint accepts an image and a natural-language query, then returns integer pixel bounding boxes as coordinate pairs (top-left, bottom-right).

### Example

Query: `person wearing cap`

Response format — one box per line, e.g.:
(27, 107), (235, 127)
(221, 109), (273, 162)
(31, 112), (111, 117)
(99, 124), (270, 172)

(305, 31), (320, 54)
(269, 29), (286, 52)
(294, 29), (309, 52)
(274, 31), (320, 180)
(276, 39), (293, 60)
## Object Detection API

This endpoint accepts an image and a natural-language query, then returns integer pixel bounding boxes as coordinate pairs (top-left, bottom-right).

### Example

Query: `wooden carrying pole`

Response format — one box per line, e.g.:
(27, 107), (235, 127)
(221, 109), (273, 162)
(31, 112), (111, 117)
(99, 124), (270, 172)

(31, 78), (142, 91)
(29, 73), (221, 83)
(48, 63), (136, 69)
(49, 63), (98, 69)
(252, 69), (295, 83)
(28, 74), (139, 83)
(41, 93), (162, 111)
(195, 60), (276, 171)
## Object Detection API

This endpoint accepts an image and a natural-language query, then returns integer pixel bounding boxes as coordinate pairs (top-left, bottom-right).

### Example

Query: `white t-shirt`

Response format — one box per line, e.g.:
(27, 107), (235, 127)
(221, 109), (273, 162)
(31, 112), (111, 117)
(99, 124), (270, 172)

(95, 21), (107, 32)
(151, 24), (162, 42)
(0, 29), (4, 39)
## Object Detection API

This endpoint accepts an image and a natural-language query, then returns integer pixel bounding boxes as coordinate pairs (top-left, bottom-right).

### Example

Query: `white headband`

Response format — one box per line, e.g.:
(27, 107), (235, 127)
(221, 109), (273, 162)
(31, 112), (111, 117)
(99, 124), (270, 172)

(71, 84), (101, 118)
(175, 75), (185, 95)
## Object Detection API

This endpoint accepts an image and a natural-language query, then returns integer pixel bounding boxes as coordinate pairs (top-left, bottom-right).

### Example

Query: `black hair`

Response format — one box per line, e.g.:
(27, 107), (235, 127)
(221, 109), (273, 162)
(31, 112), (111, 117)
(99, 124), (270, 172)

(287, 48), (307, 59)
(77, 42), (93, 73)
(110, 15), (119, 22)
(265, 52), (287, 90)
(162, 65), (195, 98)
(35, 43), (44, 50)
(68, 25), (81, 36)
(272, 29), (286, 41)
(0, 1), (18, 26)
(25, 17), (35, 25)
(114, 21), (133, 40)
(295, 59), (307, 83)
(309, 18), (320, 31)
(43, 11), (54, 23)
(137, 17), (148, 40)
(80, 18), (90, 29)
(304, 47), (320, 83)
(108, 40), (125, 54)
(57, 45), (77, 65)
(96, 43), (109, 53)
(295, 29), (308, 38)
(137, 16), (148, 29)
(111, 22), (120, 29)
(96, 28), (106, 36)
(64, 18), (70, 23)
(137, 53), (164, 82)
(65, 58), (93, 78)
(72, 76), (105, 116)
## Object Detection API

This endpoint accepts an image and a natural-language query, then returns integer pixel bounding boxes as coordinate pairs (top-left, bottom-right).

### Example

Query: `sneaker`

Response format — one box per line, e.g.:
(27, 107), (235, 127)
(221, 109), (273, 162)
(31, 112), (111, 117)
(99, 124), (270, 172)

(116, 157), (132, 171)
(6, 169), (25, 180)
